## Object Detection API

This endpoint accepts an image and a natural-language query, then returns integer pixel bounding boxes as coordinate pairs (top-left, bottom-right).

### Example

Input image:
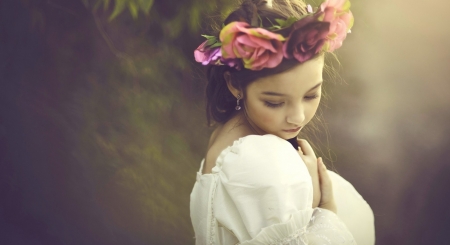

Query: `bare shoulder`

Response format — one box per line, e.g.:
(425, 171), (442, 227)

(202, 117), (252, 174)
(203, 128), (236, 174)
(207, 125), (221, 149)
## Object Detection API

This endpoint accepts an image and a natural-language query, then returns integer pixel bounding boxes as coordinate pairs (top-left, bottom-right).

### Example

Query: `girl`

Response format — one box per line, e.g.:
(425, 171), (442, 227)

(190, 0), (375, 244)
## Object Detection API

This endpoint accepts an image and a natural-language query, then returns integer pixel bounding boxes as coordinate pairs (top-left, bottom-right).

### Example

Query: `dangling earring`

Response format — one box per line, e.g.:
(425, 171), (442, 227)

(235, 94), (242, 111)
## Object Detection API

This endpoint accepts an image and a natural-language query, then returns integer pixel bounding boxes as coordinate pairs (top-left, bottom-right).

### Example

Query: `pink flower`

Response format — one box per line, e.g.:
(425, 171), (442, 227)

(318, 0), (354, 51)
(220, 22), (285, 70)
(194, 40), (222, 65)
(283, 16), (330, 63)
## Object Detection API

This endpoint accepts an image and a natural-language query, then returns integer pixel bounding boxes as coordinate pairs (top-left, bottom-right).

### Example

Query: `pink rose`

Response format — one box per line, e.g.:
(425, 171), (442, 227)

(319, 0), (354, 51)
(194, 40), (222, 65)
(220, 22), (285, 70)
(283, 16), (330, 63)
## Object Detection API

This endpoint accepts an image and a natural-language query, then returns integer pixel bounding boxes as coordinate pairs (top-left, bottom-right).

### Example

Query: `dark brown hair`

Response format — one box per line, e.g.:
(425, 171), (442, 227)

(205, 0), (314, 125)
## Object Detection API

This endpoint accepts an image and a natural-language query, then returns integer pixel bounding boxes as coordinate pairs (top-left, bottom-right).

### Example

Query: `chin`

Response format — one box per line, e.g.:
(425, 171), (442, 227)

(284, 131), (301, 139)
(271, 132), (295, 140)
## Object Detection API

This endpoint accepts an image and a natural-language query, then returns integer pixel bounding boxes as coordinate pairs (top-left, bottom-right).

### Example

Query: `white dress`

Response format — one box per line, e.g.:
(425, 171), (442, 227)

(190, 134), (375, 245)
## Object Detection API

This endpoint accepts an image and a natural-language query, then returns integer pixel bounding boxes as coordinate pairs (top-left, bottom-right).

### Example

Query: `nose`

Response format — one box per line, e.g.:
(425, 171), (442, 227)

(286, 103), (305, 126)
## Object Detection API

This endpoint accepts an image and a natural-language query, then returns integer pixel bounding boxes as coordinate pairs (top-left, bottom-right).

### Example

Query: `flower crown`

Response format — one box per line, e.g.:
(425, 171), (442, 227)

(194, 0), (354, 71)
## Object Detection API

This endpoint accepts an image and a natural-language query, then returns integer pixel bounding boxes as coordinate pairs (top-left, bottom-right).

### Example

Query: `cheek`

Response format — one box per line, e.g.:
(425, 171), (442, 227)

(305, 99), (321, 122)
(257, 112), (275, 124)
(247, 102), (277, 124)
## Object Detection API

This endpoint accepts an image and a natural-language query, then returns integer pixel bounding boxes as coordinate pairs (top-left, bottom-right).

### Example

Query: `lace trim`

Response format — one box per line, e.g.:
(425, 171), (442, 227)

(235, 208), (355, 245)
(212, 135), (282, 173)
(266, 227), (308, 245)
(209, 176), (219, 245)
(305, 209), (356, 245)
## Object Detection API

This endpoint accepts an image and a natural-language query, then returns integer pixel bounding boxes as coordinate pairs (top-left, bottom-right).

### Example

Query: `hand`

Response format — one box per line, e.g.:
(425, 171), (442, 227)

(297, 139), (321, 208)
(317, 157), (337, 213)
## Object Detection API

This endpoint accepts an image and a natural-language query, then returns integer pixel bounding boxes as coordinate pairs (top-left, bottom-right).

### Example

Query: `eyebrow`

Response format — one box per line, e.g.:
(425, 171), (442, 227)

(261, 81), (323, 96)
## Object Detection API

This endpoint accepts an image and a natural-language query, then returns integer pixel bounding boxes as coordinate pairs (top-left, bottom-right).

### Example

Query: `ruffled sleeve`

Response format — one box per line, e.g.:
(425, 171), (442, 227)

(212, 134), (355, 244)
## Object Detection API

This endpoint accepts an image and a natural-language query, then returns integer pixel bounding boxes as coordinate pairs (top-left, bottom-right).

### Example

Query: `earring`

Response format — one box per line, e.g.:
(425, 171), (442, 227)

(235, 95), (242, 111)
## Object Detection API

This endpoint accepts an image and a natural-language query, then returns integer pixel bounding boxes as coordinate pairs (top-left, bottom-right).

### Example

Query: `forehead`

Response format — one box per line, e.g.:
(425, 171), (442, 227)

(248, 56), (324, 94)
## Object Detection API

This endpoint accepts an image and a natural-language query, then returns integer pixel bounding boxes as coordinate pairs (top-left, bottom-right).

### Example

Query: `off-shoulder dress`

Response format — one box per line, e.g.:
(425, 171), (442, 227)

(190, 134), (375, 245)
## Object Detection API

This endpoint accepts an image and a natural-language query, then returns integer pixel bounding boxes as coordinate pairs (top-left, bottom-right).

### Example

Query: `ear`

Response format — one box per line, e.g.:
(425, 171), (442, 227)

(224, 71), (242, 98)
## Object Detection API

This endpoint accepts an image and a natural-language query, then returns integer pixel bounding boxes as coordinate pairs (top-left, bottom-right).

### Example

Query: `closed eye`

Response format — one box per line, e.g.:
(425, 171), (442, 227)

(264, 101), (284, 108)
(304, 94), (319, 100)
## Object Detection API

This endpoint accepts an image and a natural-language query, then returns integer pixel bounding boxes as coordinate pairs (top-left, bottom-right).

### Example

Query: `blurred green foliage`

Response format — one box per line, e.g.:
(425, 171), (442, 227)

(14, 0), (236, 244)
(70, 0), (236, 243)
(82, 0), (154, 20)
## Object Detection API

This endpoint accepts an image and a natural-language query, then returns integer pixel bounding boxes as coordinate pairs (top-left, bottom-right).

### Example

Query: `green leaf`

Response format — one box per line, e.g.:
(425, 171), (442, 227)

(81, 0), (89, 7)
(282, 17), (298, 28)
(275, 18), (285, 26)
(200, 35), (221, 48)
(274, 17), (298, 29)
(128, 1), (139, 19)
(205, 38), (216, 46)
(268, 25), (281, 31)
(137, 0), (154, 14)
(201, 34), (216, 40)
(209, 42), (222, 48)
(108, 0), (127, 21)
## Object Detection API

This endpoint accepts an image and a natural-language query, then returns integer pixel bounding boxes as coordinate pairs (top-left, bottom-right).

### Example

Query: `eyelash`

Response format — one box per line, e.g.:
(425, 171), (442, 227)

(264, 101), (284, 108)
(264, 94), (319, 108)
(305, 94), (320, 100)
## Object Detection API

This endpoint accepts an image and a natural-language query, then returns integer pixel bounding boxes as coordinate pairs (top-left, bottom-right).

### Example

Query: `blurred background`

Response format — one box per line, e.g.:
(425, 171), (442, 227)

(1, 0), (449, 244)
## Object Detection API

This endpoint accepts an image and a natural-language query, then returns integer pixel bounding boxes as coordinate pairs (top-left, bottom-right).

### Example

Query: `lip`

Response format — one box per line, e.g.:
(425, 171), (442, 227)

(283, 127), (302, 133)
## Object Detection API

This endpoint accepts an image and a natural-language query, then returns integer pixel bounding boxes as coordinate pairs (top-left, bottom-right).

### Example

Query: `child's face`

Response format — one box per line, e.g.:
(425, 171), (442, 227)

(244, 55), (324, 139)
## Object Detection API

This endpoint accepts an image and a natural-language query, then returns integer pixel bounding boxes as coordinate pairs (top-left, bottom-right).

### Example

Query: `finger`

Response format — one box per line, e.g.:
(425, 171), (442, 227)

(317, 158), (336, 212)
(318, 158), (332, 188)
(297, 138), (315, 157)
(295, 138), (304, 155)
